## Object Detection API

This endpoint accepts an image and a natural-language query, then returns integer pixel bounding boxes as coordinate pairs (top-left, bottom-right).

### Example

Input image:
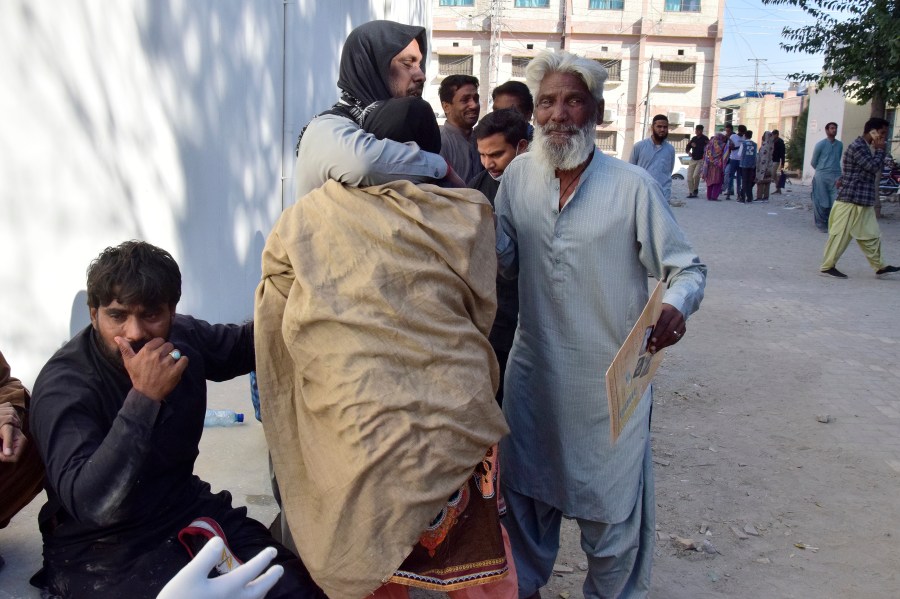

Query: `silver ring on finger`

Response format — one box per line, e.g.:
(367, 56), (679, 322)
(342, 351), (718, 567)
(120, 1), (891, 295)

(169, 349), (182, 360)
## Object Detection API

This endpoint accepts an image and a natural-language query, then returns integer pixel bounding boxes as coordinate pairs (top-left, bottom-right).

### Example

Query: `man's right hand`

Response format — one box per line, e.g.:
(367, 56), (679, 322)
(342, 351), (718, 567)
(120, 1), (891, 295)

(115, 337), (189, 402)
(0, 401), (27, 462)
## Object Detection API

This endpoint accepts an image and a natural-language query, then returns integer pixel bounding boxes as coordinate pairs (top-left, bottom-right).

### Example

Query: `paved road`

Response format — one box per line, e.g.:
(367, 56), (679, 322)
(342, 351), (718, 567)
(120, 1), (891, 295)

(3, 179), (899, 598)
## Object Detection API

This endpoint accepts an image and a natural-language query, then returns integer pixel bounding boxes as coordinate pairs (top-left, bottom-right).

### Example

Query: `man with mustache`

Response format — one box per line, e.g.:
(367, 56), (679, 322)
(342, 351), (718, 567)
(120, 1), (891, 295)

(493, 50), (707, 598)
(439, 74), (484, 183)
(629, 114), (676, 204)
(28, 241), (325, 599)
(469, 108), (530, 405)
(293, 20), (459, 200)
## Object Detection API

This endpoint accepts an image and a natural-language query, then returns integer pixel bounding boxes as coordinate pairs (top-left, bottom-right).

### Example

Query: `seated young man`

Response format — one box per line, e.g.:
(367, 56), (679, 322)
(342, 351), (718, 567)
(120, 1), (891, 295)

(29, 240), (325, 599)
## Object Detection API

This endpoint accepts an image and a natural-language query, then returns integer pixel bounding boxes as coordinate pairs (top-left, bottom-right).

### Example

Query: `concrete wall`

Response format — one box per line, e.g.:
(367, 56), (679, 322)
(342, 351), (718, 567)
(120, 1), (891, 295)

(802, 85), (873, 183)
(0, 0), (429, 384)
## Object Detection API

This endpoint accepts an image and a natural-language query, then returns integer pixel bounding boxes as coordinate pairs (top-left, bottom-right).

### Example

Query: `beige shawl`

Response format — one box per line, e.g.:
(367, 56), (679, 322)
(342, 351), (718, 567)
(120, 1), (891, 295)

(254, 180), (509, 598)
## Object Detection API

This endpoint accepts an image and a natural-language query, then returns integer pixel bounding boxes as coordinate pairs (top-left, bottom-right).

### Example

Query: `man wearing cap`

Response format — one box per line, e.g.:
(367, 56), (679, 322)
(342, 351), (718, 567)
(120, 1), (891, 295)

(29, 240), (324, 599)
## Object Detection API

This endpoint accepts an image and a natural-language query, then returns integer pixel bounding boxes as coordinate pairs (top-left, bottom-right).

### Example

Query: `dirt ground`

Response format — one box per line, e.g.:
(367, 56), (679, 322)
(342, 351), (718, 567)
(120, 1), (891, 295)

(3, 180), (900, 599)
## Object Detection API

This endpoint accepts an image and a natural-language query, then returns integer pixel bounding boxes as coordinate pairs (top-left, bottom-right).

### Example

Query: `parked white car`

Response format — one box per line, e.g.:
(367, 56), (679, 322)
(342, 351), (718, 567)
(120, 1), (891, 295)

(671, 153), (691, 180)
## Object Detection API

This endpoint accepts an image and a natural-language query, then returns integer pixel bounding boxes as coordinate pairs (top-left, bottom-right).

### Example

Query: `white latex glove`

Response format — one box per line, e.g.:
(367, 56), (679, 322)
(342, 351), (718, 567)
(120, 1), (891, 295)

(157, 537), (284, 599)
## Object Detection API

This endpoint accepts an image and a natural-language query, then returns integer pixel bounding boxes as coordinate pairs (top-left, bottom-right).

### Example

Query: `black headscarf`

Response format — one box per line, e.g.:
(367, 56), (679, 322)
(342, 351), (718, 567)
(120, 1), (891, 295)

(338, 20), (427, 107)
(362, 97), (441, 154)
(296, 20), (427, 154)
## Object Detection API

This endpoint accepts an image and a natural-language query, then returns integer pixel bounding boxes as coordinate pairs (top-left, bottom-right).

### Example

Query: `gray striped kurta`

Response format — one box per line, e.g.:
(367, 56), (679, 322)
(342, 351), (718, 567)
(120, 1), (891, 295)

(495, 149), (706, 523)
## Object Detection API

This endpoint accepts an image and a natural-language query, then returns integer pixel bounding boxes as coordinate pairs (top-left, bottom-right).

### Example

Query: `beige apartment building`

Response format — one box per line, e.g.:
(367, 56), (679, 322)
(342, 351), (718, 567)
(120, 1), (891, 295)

(428, 0), (726, 159)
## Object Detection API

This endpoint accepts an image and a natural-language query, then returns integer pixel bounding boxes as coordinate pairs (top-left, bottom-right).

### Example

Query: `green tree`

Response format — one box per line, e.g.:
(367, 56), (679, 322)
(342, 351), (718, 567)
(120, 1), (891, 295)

(761, 0), (900, 117)
(785, 106), (808, 171)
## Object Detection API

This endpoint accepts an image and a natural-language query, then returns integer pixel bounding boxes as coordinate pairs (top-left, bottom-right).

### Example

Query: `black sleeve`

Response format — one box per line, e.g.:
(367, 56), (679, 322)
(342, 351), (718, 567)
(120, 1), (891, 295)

(177, 316), (255, 382)
(31, 374), (161, 528)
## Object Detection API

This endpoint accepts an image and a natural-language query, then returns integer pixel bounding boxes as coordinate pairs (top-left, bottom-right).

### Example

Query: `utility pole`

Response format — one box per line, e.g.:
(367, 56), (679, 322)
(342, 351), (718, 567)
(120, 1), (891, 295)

(488, 0), (503, 94)
(747, 58), (767, 94)
(641, 56), (653, 141)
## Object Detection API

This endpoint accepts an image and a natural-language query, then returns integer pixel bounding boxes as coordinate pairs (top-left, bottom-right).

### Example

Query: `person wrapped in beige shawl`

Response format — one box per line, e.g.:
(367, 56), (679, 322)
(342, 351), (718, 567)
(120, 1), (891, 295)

(254, 97), (514, 599)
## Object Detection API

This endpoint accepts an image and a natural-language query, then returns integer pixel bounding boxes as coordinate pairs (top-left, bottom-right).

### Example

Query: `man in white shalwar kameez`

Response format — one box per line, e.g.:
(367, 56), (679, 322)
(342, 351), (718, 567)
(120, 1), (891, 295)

(493, 50), (707, 599)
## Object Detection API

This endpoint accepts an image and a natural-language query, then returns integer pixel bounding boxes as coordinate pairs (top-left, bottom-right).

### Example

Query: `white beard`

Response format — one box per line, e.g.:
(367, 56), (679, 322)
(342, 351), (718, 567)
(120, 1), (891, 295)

(531, 119), (596, 171)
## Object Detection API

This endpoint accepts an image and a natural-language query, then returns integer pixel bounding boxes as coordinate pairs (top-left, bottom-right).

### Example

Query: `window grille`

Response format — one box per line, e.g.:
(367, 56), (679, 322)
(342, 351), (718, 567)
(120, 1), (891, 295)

(439, 0), (474, 5)
(514, 0), (550, 7)
(512, 57), (530, 78)
(669, 135), (690, 153)
(595, 131), (616, 152)
(438, 55), (474, 77)
(595, 59), (622, 81)
(665, 0), (701, 12)
(589, 0), (625, 9)
(659, 62), (696, 85)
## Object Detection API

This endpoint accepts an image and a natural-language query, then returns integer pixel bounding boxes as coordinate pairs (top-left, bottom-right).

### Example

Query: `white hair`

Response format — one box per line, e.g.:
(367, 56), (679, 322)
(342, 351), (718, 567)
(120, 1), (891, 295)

(531, 119), (597, 171)
(525, 50), (608, 104)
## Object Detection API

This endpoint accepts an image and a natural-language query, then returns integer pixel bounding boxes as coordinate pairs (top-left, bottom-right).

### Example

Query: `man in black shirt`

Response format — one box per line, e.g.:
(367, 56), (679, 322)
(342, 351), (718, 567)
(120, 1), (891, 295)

(772, 129), (786, 194)
(685, 124), (709, 198)
(469, 109), (529, 405)
(29, 241), (324, 599)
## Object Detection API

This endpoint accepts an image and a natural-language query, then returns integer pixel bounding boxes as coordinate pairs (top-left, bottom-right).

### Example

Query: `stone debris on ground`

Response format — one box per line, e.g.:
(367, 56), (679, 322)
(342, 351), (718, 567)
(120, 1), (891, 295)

(731, 526), (749, 540)
(743, 524), (760, 536)
(816, 413), (834, 423)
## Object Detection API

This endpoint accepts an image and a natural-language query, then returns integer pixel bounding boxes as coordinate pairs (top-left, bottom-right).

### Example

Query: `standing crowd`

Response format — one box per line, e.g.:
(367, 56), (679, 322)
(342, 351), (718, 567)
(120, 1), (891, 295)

(695, 124), (786, 203)
(19, 16), (897, 599)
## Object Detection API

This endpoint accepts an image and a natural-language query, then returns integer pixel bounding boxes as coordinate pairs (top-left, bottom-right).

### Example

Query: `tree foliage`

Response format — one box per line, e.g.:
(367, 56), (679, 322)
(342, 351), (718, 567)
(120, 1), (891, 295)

(785, 106), (808, 171)
(761, 0), (900, 116)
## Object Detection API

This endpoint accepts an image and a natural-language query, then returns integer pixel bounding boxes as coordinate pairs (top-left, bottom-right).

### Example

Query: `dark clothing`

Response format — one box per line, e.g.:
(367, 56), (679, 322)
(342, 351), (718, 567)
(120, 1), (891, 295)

(686, 134), (709, 161)
(441, 122), (484, 183)
(838, 136), (885, 207)
(469, 169), (518, 406)
(772, 137), (786, 166)
(364, 97), (442, 154)
(741, 167), (756, 202)
(469, 168), (500, 202)
(29, 316), (324, 599)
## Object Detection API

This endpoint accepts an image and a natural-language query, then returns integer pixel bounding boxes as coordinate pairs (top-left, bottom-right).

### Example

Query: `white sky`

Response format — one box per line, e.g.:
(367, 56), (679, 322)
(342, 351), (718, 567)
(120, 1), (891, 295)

(718, 0), (827, 97)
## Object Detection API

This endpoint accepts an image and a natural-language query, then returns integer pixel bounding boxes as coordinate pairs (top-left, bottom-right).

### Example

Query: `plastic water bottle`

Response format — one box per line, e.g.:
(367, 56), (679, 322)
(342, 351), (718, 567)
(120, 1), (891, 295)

(203, 409), (244, 427)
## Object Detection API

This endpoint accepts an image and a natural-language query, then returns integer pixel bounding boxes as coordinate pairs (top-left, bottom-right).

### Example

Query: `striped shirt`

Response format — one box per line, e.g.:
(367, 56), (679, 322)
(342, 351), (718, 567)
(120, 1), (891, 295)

(838, 136), (885, 207)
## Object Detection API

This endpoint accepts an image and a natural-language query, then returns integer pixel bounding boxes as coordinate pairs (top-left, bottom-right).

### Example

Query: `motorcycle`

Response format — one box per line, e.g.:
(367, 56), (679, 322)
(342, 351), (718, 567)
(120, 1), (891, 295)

(879, 156), (900, 197)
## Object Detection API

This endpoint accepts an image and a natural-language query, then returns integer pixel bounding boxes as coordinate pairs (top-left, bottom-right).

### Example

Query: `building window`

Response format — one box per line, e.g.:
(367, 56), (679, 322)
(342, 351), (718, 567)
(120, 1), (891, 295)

(514, 0), (550, 7)
(659, 62), (696, 85)
(439, 0), (474, 5)
(512, 56), (530, 78)
(665, 0), (700, 11)
(595, 131), (617, 152)
(589, 0), (625, 8)
(438, 55), (474, 76)
(669, 134), (690, 153)
(595, 59), (622, 81)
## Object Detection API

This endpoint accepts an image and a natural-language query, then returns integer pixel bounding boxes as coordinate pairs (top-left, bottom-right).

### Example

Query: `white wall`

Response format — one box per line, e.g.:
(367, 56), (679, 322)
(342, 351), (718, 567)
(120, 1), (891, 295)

(0, 0), (429, 384)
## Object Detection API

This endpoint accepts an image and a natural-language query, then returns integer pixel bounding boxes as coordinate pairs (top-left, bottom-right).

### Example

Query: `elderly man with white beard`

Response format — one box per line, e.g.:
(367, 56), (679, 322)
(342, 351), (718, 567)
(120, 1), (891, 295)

(493, 50), (707, 599)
